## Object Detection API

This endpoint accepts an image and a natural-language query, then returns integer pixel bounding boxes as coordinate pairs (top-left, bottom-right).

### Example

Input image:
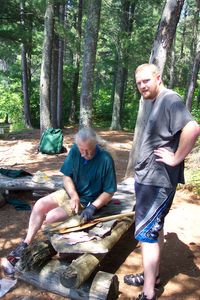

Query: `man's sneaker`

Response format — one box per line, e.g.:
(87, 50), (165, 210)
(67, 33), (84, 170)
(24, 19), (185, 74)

(8, 241), (28, 260)
(1, 257), (16, 277)
(3, 241), (28, 276)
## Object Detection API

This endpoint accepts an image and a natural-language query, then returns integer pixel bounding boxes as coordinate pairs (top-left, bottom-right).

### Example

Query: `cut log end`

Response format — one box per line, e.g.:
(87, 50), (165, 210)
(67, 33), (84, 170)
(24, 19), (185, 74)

(89, 271), (119, 300)
(60, 253), (100, 288)
(16, 239), (57, 272)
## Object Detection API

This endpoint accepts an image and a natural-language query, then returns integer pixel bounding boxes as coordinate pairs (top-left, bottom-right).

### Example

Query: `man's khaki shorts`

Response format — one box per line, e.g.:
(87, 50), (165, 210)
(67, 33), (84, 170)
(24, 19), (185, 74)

(51, 188), (83, 216)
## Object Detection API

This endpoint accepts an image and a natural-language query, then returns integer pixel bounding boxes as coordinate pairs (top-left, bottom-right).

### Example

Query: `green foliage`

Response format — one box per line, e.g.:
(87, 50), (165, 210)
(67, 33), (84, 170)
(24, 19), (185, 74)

(172, 87), (200, 123)
(0, 0), (199, 135)
(184, 138), (200, 195)
(191, 106), (200, 124)
(122, 86), (139, 130)
(93, 89), (113, 127)
(170, 0), (199, 88)
(0, 80), (24, 130)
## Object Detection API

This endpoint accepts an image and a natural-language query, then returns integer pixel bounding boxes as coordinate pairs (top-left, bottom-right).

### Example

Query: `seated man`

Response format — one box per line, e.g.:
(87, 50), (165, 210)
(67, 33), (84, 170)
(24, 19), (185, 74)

(4, 127), (117, 273)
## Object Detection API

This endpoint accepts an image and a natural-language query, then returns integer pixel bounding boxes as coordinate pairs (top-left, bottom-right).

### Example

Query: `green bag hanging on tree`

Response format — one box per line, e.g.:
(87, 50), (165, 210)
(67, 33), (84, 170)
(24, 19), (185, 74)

(38, 128), (63, 154)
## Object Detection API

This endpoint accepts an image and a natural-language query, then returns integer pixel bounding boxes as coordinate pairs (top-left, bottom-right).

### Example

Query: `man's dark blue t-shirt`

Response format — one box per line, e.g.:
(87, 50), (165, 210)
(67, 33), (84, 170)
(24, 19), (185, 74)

(60, 144), (117, 206)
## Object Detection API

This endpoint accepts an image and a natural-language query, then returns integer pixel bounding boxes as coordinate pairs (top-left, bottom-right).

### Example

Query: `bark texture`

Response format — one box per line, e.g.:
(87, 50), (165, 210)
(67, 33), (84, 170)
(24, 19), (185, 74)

(40, 0), (54, 134)
(79, 0), (101, 128)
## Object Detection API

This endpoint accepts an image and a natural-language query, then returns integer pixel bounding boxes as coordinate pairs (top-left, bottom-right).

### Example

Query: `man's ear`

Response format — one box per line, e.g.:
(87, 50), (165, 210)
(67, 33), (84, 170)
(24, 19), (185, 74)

(157, 74), (162, 85)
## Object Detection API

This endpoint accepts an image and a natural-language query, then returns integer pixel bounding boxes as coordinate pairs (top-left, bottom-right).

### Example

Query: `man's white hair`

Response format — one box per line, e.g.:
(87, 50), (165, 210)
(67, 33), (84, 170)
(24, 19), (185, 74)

(75, 127), (98, 145)
(75, 127), (116, 159)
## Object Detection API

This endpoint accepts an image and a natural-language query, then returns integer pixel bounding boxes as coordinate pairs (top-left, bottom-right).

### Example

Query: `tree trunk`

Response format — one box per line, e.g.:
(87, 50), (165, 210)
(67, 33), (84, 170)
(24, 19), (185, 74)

(50, 26), (59, 127)
(40, 0), (54, 134)
(50, 3), (59, 128)
(125, 0), (185, 178)
(180, 2), (187, 59)
(168, 39), (176, 89)
(69, 0), (83, 125)
(185, 39), (200, 111)
(110, 63), (127, 130)
(79, 0), (101, 128)
(110, 0), (136, 131)
(150, 0), (185, 75)
(184, 0), (200, 111)
(57, 3), (65, 128)
(20, 0), (32, 129)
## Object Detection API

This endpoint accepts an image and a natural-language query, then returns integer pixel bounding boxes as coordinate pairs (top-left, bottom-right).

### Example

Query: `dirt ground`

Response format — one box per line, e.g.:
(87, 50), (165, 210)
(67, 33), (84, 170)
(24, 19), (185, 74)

(0, 127), (200, 300)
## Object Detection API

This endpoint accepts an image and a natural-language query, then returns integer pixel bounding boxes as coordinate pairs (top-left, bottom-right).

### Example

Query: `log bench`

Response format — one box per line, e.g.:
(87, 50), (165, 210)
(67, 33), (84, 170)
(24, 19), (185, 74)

(1, 173), (135, 299)
(0, 173), (63, 192)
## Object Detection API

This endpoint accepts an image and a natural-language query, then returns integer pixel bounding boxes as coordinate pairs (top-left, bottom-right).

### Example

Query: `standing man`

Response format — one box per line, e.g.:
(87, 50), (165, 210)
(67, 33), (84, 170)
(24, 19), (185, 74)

(4, 127), (117, 275)
(124, 64), (200, 300)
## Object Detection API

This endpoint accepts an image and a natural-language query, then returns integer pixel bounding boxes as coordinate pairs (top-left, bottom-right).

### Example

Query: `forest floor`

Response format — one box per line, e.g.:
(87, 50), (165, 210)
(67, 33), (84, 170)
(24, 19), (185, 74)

(0, 127), (200, 300)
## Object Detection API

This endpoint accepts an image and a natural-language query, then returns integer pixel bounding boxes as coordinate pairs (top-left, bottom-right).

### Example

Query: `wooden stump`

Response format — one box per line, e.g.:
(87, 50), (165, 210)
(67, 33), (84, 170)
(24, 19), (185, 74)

(89, 271), (119, 300)
(60, 253), (100, 288)
(16, 240), (57, 272)
(16, 259), (92, 300)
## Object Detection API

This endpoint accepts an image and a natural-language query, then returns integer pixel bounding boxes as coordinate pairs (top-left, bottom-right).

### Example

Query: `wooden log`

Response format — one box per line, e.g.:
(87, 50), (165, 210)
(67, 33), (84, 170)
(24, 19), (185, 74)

(60, 253), (99, 288)
(16, 240), (57, 272)
(89, 271), (119, 300)
(16, 259), (91, 300)
(0, 174), (63, 191)
(16, 213), (133, 298)
(0, 175), (135, 201)
(60, 217), (133, 288)
(95, 217), (133, 252)
(50, 216), (134, 254)
(16, 259), (118, 300)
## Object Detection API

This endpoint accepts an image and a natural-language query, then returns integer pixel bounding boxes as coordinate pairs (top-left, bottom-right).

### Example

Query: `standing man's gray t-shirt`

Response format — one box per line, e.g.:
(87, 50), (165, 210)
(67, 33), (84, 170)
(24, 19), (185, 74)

(135, 88), (193, 188)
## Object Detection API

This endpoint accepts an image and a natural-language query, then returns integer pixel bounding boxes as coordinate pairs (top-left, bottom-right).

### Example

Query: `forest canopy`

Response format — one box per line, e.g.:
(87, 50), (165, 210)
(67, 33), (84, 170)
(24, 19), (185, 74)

(0, 0), (199, 131)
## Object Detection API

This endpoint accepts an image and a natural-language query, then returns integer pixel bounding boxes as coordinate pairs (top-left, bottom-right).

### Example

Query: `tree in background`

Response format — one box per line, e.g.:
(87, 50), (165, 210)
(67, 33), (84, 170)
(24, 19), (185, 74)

(20, 0), (33, 128)
(69, 0), (83, 125)
(185, 0), (200, 111)
(57, 2), (65, 128)
(50, 2), (59, 128)
(40, 0), (54, 133)
(186, 37), (200, 111)
(110, 0), (136, 130)
(79, 0), (101, 128)
(0, 0), (199, 133)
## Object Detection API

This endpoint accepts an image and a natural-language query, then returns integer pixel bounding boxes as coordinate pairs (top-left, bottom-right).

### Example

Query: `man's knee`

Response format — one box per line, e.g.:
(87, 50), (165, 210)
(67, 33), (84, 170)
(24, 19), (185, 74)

(45, 207), (67, 224)
(33, 193), (57, 214)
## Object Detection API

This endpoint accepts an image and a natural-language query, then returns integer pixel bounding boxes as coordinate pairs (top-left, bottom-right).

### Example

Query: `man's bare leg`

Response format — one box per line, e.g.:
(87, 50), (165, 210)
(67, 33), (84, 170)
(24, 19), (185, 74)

(141, 229), (164, 299)
(24, 194), (68, 245)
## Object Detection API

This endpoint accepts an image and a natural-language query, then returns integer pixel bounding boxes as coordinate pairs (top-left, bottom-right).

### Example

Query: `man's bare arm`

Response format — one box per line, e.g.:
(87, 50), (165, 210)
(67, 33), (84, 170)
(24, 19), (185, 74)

(63, 176), (80, 213)
(154, 120), (200, 166)
(92, 191), (114, 209)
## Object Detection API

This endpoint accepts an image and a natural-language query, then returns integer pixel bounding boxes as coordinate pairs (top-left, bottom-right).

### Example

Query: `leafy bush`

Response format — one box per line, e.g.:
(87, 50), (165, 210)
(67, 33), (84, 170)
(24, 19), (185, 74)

(0, 81), (24, 130)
